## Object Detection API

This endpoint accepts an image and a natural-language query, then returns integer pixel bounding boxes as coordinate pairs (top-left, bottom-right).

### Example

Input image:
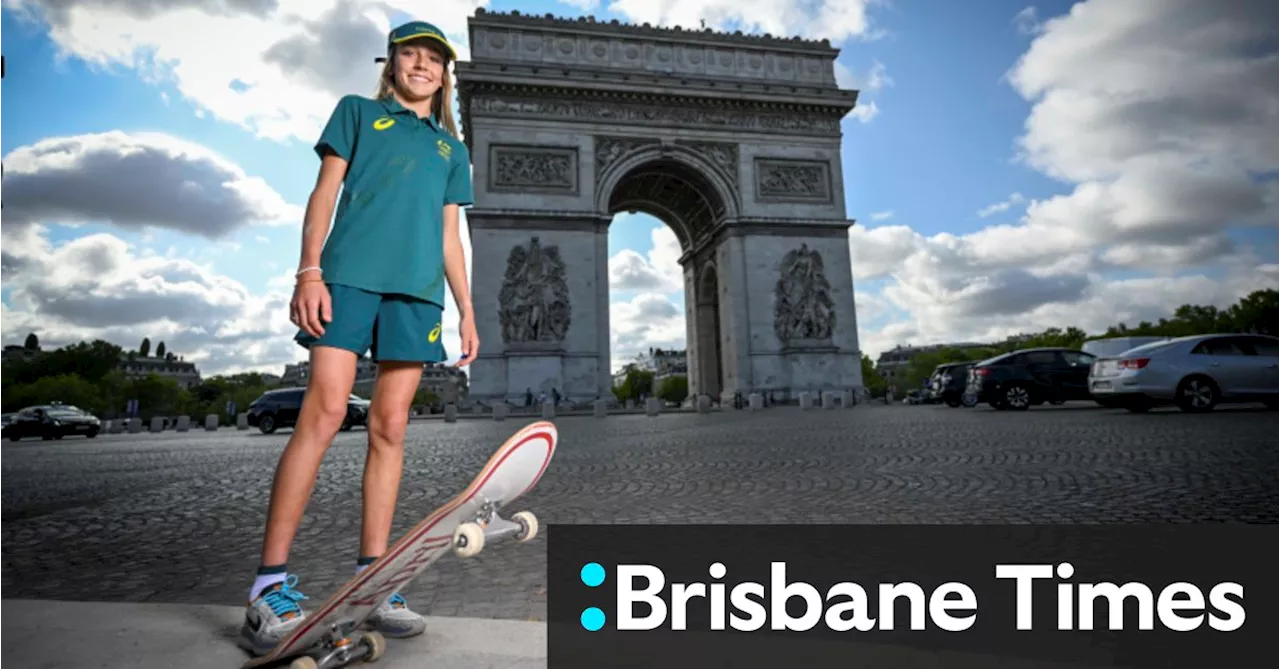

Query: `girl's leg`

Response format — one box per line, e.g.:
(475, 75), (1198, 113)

(360, 360), (425, 558)
(259, 345), (359, 566)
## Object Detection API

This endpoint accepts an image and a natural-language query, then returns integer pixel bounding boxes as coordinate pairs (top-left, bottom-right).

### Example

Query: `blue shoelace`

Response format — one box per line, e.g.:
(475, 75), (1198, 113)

(263, 575), (308, 619)
(387, 592), (407, 609)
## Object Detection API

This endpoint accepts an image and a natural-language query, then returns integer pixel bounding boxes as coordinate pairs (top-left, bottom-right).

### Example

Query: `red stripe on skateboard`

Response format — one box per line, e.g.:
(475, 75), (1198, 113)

(273, 426), (555, 656)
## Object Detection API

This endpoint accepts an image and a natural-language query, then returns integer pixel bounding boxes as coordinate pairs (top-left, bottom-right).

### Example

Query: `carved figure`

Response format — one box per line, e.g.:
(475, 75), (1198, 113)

(498, 237), (572, 344)
(774, 244), (835, 344)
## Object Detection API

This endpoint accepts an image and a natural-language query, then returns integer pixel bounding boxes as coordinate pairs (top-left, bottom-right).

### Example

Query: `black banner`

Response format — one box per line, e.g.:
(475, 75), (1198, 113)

(548, 524), (1276, 668)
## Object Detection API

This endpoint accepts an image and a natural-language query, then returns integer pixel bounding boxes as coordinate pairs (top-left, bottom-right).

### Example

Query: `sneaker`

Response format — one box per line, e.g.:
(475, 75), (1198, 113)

(238, 575), (309, 656)
(365, 592), (426, 638)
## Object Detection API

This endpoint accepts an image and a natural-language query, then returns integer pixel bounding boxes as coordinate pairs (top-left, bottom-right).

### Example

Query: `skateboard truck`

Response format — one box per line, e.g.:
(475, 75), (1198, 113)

(451, 497), (539, 558)
(284, 621), (385, 669)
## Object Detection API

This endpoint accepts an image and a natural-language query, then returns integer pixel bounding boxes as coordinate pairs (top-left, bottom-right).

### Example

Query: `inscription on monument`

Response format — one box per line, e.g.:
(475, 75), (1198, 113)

(755, 158), (831, 202)
(470, 93), (842, 136)
(491, 145), (577, 192)
(774, 244), (836, 346)
(498, 237), (572, 347)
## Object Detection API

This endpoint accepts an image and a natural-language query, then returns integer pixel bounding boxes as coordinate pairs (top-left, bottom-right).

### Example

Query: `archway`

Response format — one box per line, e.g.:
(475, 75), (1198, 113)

(454, 8), (866, 406)
(601, 151), (733, 404)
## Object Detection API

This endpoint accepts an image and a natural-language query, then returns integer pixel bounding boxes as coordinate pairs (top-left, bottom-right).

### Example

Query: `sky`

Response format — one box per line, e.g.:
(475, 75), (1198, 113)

(1, 0), (1276, 381)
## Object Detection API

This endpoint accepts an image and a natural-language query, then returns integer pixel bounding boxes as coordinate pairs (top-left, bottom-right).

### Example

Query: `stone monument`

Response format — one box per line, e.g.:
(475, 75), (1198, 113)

(455, 9), (865, 405)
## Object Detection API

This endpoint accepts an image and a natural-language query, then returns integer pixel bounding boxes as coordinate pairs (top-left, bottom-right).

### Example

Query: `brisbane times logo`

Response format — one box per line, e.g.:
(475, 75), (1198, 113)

(575, 560), (1247, 634)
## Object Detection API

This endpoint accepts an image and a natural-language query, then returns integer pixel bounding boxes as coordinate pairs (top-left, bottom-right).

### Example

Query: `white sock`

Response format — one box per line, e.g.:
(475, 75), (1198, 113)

(250, 573), (286, 603)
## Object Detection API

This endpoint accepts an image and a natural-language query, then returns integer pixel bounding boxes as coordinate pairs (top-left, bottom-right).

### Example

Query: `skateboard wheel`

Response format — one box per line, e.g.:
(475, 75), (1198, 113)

(454, 522), (485, 558)
(362, 631), (386, 662)
(513, 511), (538, 542)
(289, 657), (318, 669)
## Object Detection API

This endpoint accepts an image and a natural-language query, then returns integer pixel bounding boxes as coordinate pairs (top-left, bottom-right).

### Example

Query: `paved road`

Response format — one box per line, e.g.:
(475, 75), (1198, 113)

(2, 403), (1275, 621)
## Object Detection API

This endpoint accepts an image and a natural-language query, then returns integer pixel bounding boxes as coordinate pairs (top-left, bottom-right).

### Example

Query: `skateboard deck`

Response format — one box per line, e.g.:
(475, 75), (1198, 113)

(242, 420), (557, 669)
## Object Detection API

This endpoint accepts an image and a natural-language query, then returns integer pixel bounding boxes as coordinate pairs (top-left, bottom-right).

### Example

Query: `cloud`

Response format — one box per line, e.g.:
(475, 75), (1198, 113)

(609, 293), (686, 371)
(869, 210), (894, 221)
(1013, 7), (1041, 35)
(852, 0), (1277, 359)
(1, 224), (301, 375)
(584, 0), (880, 43)
(3, 0), (485, 143)
(609, 225), (683, 294)
(977, 192), (1025, 217)
(1, 131), (302, 238)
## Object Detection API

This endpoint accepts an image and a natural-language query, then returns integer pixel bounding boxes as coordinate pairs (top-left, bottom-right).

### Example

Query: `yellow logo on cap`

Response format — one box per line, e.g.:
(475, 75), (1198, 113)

(373, 117), (395, 130)
(428, 323), (441, 343)
(436, 139), (452, 159)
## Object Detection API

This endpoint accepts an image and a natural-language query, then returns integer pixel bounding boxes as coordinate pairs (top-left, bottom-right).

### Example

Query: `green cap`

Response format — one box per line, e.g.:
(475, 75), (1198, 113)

(387, 21), (455, 60)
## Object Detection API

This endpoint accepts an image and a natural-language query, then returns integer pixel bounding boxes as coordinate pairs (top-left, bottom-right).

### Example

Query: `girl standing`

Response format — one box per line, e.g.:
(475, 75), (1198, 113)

(238, 20), (478, 655)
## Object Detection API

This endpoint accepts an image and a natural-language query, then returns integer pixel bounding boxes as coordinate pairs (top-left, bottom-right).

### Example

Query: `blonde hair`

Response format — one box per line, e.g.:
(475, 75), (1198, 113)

(374, 44), (459, 139)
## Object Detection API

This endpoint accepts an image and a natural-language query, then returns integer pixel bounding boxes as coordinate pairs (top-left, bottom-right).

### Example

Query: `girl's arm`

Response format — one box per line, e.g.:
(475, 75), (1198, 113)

(291, 154), (347, 336)
(441, 203), (473, 317)
(442, 203), (478, 364)
(298, 154), (347, 272)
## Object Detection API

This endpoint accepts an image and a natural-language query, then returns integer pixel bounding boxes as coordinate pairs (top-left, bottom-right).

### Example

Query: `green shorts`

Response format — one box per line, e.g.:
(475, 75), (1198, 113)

(294, 283), (447, 363)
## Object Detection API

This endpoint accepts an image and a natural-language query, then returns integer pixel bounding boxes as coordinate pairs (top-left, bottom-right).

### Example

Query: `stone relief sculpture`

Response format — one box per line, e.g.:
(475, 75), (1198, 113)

(594, 136), (659, 179)
(498, 237), (572, 345)
(471, 94), (842, 136)
(493, 149), (574, 190)
(757, 160), (830, 200)
(681, 140), (739, 184)
(774, 244), (835, 345)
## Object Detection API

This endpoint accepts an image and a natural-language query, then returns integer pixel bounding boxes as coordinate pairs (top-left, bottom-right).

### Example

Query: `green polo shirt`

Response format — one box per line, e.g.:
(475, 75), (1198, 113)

(314, 94), (473, 307)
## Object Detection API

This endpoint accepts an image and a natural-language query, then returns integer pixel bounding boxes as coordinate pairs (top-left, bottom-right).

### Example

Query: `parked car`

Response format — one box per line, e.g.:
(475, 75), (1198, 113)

(3, 404), (102, 441)
(246, 387), (369, 434)
(965, 347), (1097, 410)
(928, 362), (975, 407)
(1088, 333), (1278, 413)
(1082, 336), (1170, 358)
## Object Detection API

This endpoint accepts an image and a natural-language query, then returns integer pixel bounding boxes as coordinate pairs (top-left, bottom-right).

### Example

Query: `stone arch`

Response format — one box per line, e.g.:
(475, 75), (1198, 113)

(594, 142), (740, 249)
(455, 9), (866, 406)
(694, 260), (724, 397)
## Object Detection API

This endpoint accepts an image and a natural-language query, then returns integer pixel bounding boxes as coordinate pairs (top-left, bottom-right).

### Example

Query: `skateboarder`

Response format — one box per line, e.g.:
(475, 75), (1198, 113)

(238, 20), (477, 656)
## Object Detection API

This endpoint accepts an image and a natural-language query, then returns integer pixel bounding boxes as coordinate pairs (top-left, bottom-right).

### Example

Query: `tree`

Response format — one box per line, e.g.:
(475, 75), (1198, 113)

(656, 375), (688, 404)
(23, 333), (38, 350)
(139, 338), (151, 357)
(860, 354), (886, 397)
(155, 341), (166, 359)
(612, 367), (654, 403)
(1224, 289), (1278, 336)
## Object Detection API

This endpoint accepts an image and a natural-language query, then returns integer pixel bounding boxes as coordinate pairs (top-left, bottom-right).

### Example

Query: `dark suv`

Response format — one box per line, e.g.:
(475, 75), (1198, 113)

(965, 347), (1097, 410)
(247, 387), (369, 434)
(928, 362), (975, 407)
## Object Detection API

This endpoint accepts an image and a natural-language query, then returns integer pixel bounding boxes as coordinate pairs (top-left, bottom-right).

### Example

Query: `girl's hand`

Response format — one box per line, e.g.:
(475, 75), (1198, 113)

(291, 279), (332, 337)
(455, 312), (479, 367)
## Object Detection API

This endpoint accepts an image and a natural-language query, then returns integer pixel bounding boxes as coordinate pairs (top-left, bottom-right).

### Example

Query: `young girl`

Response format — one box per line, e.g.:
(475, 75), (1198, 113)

(238, 20), (478, 656)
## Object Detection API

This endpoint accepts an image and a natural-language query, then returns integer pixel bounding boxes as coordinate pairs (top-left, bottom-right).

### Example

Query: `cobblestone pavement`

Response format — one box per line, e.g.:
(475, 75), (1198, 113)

(2, 403), (1275, 620)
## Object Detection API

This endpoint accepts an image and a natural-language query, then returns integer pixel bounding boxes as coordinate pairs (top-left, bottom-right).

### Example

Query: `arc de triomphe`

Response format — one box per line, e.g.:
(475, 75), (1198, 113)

(455, 9), (865, 405)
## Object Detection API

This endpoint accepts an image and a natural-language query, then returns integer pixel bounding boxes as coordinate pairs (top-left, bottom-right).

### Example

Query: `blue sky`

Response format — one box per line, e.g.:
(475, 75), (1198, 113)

(2, 0), (1275, 377)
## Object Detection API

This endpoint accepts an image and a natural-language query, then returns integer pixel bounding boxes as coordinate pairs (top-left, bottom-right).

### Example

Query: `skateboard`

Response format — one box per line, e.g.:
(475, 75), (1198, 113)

(241, 420), (558, 669)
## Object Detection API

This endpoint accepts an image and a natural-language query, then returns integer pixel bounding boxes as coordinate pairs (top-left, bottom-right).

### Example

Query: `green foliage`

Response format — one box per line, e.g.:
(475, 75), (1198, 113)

(611, 367), (655, 403)
(413, 388), (440, 406)
(871, 289), (1278, 388)
(861, 354), (886, 397)
(1, 339), (280, 422)
(656, 375), (688, 403)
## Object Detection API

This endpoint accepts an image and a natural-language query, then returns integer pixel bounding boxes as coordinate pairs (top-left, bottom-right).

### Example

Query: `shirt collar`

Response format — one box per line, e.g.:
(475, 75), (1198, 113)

(379, 96), (440, 131)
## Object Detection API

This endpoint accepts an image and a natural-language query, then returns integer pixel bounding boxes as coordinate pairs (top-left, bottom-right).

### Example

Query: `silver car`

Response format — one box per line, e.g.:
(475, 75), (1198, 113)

(1088, 333), (1278, 412)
